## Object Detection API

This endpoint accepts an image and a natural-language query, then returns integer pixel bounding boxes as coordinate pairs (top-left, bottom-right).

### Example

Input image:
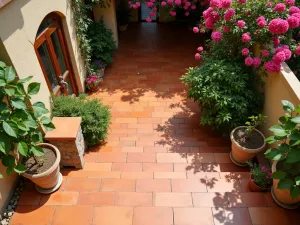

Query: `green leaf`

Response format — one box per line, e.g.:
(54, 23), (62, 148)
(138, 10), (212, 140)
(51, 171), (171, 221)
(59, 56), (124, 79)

(2, 154), (15, 167)
(40, 116), (51, 125)
(265, 148), (283, 161)
(4, 88), (15, 96)
(295, 105), (300, 113)
(265, 136), (276, 144)
(278, 178), (294, 190)
(14, 164), (26, 174)
(282, 100), (295, 112)
(272, 170), (287, 179)
(24, 119), (38, 129)
(290, 132), (300, 140)
(285, 120), (296, 130)
(0, 173), (3, 179)
(11, 98), (27, 109)
(30, 146), (44, 157)
(295, 176), (300, 186)
(27, 82), (40, 95)
(3, 121), (18, 138)
(17, 142), (28, 156)
(291, 186), (300, 199)
(6, 167), (13, 176)
(269, 125), (287, 137)
(291, 117), (300, 124)
(279, 116), (287, 124)
(286, 148), (300, 163)
(32, 102), (49, 117)
(0, 79), (6, 87)
(18, 76), (33, 83)
(43, 122), (55, 131)
(4, 66), (15, 82)
(0, 135), (11, 155)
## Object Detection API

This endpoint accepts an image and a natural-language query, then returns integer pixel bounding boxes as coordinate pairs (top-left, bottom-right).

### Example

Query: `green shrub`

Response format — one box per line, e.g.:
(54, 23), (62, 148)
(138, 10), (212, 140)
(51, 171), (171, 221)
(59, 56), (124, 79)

(87, 19), (116, 64)
(181, 58), (262, 132)
(51, 94), (111, 146)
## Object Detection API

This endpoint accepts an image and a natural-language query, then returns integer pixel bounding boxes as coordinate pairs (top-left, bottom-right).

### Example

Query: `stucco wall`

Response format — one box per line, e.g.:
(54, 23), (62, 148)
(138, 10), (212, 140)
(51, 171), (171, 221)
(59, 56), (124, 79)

(0, 0), (85, 112)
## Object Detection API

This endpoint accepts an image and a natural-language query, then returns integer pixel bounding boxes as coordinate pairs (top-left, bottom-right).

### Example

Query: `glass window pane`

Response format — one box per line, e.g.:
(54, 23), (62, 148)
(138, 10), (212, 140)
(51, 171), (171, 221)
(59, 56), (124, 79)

(51, 31), (67, 74)
(64, 76), (74, 95)
(36, 18), (54, 38)
(37, 43), (58, 90)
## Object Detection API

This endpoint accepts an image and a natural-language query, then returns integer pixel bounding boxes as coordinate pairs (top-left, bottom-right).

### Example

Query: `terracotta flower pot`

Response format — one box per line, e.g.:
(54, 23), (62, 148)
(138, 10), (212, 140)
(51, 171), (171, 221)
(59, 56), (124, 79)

(22, 143), (61, 191)
(272, 160), (300, 205)
(230, 126), (266, 166)
(249, 174), (269, 192)
(88, 83), (100, 92)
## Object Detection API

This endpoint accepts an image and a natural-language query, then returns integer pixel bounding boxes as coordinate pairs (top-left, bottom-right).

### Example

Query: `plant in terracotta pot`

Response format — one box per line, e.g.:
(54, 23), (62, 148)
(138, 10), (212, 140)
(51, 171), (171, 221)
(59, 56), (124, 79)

(265, 100), (300, 209)
(0, 61), (61, 193)
(230, 114), (266, 166)
(247, 161), (272, 192)
(91, 59), (107, 78)
(85, 74), (103, 92)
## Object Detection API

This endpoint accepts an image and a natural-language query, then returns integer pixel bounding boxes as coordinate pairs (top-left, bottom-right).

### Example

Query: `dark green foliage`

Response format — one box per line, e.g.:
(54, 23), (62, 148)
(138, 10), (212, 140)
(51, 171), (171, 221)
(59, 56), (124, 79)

(247, 161), (272, 188)
(181, 58), (262, 132)
(51, 94), (111, 146)
(88, 19), (116, 64)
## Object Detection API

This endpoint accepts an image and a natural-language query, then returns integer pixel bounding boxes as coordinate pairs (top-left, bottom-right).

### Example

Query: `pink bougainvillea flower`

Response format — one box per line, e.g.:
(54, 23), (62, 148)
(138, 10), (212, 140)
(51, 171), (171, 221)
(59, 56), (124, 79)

(197, 46), (204, 52)
(150, 11), (156, 17)
(256, 16), (267, 27)
(185, 12), (190, 16)
(175, 0), (181, 5)
(200, 29), (206, 33)
(274, 3), (286, 13)
(195, 53), (201, 60)
(242, 33), (251, 42)
(223, 26), (230, 32)
(169, 11), (176, 16)
(286, 0), (295, 6)
(268, 19), (289, 34)
(267, 2), (273, 7)
(191, 5), (197, 10)
(245, 57), (253, 66)
(265, 61), (281, 72)
(146, 2), (154, 7)
(253, 58), (262, 67)
(241, 48), (249, 56)
(203, 7), (214, 19)
(167, 0), (173, 5)
(161, 1), (167, 6)
(205, 18), (214, 29)
(211, 31), (223, 41)
(237, 20), (246, 28)
(128, 1), (131, 5)
(238, 0), (247, 3)
(183, 5), (189, 10)
(224, 8), (235, 21)
(296, 46), (300, 55)
(210, 0), (220, 7)
(193, 27), (199, 33)
(135, 2), (141, 7)
(185, 1), (191, 6)
(146, 17), (152, 23)
(289, 6), (300, 15)
(276, 47), (292, 60)
(287, 16), (300, 28)
(273, 51), (286, 63)
(220, 0), (232, 9)
(293, 13), (300, 20)
(272, 36), (280, 47)
(261, 50), (269, 57)
(211, 11), (220, 22)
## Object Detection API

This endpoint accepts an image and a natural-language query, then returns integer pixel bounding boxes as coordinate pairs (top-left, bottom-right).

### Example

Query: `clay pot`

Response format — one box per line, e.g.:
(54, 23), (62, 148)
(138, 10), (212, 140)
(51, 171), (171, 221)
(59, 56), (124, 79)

(88, 84), (100, 92)
(249, 174), (269, 192)
(230, 126), (266, 165)
(22, 143), (61, 190)
(272, 160), (300, 205)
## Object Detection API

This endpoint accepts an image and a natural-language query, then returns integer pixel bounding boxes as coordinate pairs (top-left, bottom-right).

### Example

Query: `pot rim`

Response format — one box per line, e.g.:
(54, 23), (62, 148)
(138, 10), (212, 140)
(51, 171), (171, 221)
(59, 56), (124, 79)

(250, 173), (270, 189)
(230, 126), (266, 153)
(23, 143), (61, 179)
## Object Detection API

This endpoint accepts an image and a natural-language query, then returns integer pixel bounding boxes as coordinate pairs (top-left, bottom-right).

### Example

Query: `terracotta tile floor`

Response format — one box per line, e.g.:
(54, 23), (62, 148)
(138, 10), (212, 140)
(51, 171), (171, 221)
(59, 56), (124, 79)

(11, 23), (299, 225)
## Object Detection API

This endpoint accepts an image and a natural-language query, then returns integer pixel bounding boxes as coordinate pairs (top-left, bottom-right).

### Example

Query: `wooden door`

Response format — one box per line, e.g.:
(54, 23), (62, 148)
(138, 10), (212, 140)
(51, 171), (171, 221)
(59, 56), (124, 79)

(34, 14), (77, 96)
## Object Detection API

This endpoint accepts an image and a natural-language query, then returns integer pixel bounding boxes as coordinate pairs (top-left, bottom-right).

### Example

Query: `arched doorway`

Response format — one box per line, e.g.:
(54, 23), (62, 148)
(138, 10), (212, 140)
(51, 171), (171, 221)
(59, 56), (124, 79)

(34, 13), (78, 96)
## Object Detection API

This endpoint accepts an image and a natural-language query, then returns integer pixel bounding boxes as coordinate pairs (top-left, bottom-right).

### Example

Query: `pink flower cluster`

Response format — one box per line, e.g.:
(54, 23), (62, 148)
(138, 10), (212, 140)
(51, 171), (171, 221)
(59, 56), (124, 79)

(211, 31), (222, 41)
(268, 18), (289, 34)
(194, 46), (204, 60)
(256, 16), (267, 27)
(86, 75), (102, 85)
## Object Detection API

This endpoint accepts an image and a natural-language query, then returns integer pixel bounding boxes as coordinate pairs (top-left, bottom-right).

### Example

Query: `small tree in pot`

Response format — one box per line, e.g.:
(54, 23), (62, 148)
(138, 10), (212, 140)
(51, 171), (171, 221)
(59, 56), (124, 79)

(0, 61), (60, 193)
(230, 114), (266, 166)
(265, 100), (300, 209)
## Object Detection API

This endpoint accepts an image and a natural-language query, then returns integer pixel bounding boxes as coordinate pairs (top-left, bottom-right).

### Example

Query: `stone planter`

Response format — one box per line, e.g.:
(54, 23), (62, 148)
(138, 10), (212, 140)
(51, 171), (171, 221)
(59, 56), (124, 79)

(21, 143), (62, 194)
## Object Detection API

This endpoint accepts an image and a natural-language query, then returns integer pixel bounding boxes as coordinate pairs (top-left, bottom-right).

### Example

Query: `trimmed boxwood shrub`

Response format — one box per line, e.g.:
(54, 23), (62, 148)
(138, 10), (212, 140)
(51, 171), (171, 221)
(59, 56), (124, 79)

(51, 94), (111, 146)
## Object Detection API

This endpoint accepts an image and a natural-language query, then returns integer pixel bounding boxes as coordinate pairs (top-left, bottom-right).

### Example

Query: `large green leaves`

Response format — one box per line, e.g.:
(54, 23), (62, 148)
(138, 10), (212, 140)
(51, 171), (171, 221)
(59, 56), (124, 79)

(3, 121), (18, 138)
(269, 125), (287, 137)
(17, 142), (28, 156)
(30, 146), (44, 157)
(0, 135), (11, 155)
(282, 100), (295, 112)
(2, 154), (15, 168)
(14, 164), (26, 174)
(11, 98), (27, 109)
(18, 76), (32, 83)
(27, 82), (40, 95)
(32, 102), (49, 117)
(4, 66), (16, 82)
(278, 178), (294, 190)
(272, 170), (287, 179)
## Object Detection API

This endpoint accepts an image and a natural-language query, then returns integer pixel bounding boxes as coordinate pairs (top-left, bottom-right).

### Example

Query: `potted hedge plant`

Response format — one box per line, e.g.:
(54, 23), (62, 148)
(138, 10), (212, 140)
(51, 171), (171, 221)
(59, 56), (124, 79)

(230, 114), (266, 166)
(265, 100), (300, 208)
(247, 161), (272, 192)
(0, 61), (61, 193)
(117, 5), (131, 31)
(85, 74), (103, 92)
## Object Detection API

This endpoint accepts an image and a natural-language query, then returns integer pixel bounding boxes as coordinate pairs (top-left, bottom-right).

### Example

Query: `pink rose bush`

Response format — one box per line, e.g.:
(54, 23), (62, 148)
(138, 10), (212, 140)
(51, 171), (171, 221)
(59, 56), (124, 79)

(85, 75), (103, 90)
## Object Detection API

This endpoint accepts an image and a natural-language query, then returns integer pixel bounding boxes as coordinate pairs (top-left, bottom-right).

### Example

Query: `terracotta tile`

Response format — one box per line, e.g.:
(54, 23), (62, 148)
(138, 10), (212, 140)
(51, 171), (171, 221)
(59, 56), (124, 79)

(192, 192), (229, 207)
(187, 153), (215, 163)
(18, 191), (42, 206)
(264, 192), (279, 207)
(219, 163), (249, 172)
(77, 192), (115, 206)
(64, 178), (100, 192)
(93, 206), (133, 225)
(143, 163), (173, 172)
(52, 206), (93, 225)
(115, 192), (152, 206)
(100, 179), (136, 192)
(144, 147), (168, 153)
(174, 208), (214, 225)
(187, 171), (220, 179)
(212, 208), (252, 225)
(112, 163), (143, 172)
(138, 118), (162, 124)
(115, 118), (138, 123)
(133, 207), (173, 225)
(121, 172), (154, 179)
(284, 208), (300, 225)
(127, 153), (156, 163)
(206, 178), (242, 193)
(87, 171), (121, 178)
(249, 207), (290, 225)
(157, 153), (187, 163)
(227, 192), (268, 207)
(171, 179), (207, 192)
(154, 172), (186, 179)
(214, 153), (232, 163)
(96, 152), (127, 162)
(174, 163), (201, 172)
(40, 191), (79, 206)
(121, 147), (144, 152)
(136, 179), (171, 192)
(11, 206), (55, 225)
(154, 193), (193, 207)
(239, 178), (252, 192)
(219, 172), (250, 179)
(83, 151), (98, 162)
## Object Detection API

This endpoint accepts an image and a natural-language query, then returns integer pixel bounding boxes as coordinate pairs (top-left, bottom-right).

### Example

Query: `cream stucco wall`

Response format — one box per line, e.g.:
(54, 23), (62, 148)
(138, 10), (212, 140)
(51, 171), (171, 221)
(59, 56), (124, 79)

(0, 0), (85, 112)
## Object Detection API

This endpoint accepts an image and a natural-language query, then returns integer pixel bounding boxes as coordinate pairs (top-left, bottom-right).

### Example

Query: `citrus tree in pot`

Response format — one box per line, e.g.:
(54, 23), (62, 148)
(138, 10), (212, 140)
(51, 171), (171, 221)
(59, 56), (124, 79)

(265, 100), (300, 209)
(0, 61), (61, 193)
(230, 114), (266, 166)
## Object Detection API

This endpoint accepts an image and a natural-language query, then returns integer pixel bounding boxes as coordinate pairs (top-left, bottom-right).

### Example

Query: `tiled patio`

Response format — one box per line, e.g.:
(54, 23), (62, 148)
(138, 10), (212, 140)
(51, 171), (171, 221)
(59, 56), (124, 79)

(11, 23), (299, 225)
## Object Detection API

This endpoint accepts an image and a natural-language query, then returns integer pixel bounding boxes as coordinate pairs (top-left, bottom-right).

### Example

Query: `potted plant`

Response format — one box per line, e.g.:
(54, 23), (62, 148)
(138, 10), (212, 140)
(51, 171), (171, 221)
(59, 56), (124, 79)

(247, 161), (272, 192)
(85, 74), (103, 92)
(91, 59), (107, 78)
(117, 6), (131, 31)
(230, 114), (266, 166)
(0, 61), (60, 193)
(265, 100), (300, 209)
